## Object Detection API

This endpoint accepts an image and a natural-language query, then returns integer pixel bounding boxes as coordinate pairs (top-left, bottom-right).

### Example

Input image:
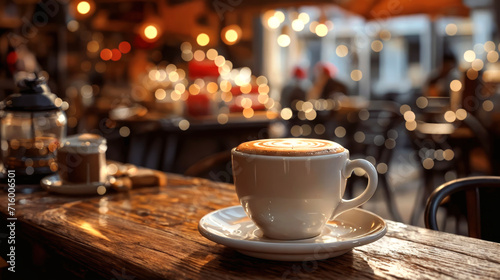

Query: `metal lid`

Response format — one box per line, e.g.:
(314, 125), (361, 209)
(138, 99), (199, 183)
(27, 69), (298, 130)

(2, 76), (60, 112)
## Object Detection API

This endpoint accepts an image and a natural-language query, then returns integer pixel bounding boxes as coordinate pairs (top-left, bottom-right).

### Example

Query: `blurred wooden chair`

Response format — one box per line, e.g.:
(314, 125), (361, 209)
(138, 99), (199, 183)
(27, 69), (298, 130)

(347, 100), (404, 222)
(406, 118), (459, 225)
(424, 176), (500, 242)
(406, 108), (493, 225)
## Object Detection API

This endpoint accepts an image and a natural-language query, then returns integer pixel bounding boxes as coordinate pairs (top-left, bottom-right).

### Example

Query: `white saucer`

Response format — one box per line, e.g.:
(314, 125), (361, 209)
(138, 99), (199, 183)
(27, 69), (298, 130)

(41, 174), (109, 195)
(198, 205), (387, 261)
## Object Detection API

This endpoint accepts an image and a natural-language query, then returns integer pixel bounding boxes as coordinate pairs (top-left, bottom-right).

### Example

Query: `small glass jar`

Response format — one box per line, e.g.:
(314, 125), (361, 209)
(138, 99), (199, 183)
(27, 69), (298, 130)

(57, 134), (107, 184)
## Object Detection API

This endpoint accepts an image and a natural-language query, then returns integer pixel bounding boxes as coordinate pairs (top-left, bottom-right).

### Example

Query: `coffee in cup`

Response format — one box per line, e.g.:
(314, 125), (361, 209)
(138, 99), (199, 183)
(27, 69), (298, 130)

(231, 138), (378, 240)
(57, 134), (107, 184)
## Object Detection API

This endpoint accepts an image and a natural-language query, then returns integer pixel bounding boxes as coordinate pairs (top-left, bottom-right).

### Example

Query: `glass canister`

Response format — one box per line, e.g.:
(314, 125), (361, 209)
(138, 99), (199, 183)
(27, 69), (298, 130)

(0, 76), (67, 185)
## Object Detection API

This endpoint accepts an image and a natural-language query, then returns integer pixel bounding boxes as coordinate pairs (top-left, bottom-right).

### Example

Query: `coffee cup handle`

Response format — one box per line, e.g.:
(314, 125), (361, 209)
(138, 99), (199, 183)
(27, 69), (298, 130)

(330, 159), (378, 220)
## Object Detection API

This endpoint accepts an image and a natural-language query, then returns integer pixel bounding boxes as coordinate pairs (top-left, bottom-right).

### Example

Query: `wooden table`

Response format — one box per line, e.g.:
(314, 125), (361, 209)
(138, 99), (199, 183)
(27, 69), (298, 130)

(1, 173), (499, 279)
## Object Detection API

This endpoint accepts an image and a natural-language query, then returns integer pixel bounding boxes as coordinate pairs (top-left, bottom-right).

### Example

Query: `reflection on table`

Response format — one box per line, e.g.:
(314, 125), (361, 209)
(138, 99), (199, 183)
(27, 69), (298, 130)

(0, 169), (499, 279)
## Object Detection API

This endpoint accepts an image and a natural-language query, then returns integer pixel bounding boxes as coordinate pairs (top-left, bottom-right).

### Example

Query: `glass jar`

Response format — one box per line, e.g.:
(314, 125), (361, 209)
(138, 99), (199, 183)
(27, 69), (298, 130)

(0, 76), (67, 185)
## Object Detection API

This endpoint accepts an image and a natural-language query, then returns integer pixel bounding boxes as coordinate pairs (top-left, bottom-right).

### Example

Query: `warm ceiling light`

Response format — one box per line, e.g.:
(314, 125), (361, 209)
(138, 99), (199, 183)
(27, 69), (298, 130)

(225, 30), (238, 43)
(221, 25), (242, 45)
(144, 25), (158, 40)
(274, 11), (285, 23)
(197, 33), (210, 46)
(277, 34), (290, 47)
(77, 1), (91, 15)
(277, 26), (291, 47)
(298, 12), (310, 24)
(463, 50), (475, 62)
(315, 24), (328, 37)
(73, 0), (95, 18)
(267, 16), (280, 29)
(291, 19), (304, 32)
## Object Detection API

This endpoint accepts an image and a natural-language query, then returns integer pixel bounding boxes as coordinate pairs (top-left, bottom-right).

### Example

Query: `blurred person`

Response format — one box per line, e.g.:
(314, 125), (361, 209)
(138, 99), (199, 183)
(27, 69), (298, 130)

(280, 66), (310, 110)
(280, 66), (310, 137)
(425, 50), (459, 98)
(308, 62), (348, 100)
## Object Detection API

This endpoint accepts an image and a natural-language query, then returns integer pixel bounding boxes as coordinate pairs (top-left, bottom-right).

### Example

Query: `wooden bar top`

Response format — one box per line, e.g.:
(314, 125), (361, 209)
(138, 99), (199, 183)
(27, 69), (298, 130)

(1, 173), (500, 279)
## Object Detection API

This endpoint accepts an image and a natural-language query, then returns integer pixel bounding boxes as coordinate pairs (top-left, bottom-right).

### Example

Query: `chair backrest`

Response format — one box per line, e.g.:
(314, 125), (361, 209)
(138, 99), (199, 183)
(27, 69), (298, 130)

(424, 176), (500, 242)
(349, 100), (403, 162)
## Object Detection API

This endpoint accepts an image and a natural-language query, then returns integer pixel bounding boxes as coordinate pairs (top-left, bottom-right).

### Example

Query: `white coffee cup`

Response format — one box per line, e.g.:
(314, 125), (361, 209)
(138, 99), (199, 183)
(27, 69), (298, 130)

(231, 138), (378, 240)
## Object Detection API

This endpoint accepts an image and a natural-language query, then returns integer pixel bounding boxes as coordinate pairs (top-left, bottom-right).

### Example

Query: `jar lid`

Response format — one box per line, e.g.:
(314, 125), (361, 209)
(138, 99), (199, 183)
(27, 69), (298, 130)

(2, 76), (60, 112)
(60, 133), (107, 154)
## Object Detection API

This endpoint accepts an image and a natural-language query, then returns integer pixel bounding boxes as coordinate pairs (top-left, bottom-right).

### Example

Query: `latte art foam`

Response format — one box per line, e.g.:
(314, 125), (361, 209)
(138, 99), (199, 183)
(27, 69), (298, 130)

(235, 138), (345, 156)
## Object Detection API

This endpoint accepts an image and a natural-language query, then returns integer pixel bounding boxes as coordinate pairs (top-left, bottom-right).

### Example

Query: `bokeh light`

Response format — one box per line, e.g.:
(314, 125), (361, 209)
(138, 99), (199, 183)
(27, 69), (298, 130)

(100, 49), (112, 61)
(471, 59), (484, 71)
(196, 33), (210, 46)
(267, 16), (280, 29)
(67, 20), (79, 32)
(371, 40), (383, 52)
(119, 126), (131, 137)
(111, 49), (121, 61)
(243, 108), (254, 118)
(416, 96), (428, 109)
(77, 1), (91, 14)
(274, 11), (285, 23)
(335, 126), (346, 138)
(351, 70), (362, 81)
(222, 25), (242, 45)
(463, 50), (476, 62)
(315, 24), (328, 37)
(277, 34), (291, 47)
(450, 80), (462, 91)
(119, 41), (131, 54)
(87, 41), (99, 53)
(487, 51), (499, 63)
(484, 41), (496, 52)
(336, 45), (348, 57)
(379, 30), (391, 40)
(483, 100), (494, 111)
(179, 120), (190, 131)
(291, 19), (305, 32)
(281, 108), (293, 120)
(144, 25), (158, 40)
(444, 110), (456, 122)
(298, 13), (310, 24)
(445, 23), (457, 36)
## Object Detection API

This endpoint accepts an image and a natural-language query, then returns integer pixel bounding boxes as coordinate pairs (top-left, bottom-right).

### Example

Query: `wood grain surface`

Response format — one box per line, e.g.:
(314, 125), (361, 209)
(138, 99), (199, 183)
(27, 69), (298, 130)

(1, 173), (499, 279)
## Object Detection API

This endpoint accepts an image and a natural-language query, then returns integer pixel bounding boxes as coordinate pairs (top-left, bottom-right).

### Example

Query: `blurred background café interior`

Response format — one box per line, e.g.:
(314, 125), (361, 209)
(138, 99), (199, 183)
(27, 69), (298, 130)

(1, 0), (500, 231)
